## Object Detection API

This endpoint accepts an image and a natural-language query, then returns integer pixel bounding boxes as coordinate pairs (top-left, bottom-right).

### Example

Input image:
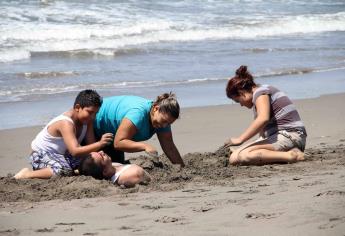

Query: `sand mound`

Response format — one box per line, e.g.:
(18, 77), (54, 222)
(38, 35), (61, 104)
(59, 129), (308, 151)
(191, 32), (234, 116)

(132, 145), (232, 191)
(0, 175), (113, 203)
(1, 144), (344, 203)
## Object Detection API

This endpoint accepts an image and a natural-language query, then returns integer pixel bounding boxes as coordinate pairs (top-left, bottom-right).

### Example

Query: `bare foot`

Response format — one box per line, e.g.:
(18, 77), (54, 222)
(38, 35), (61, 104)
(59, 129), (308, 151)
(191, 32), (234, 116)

(229, 151), (242, 165)
(288, 148), (305, 163)
(14, 168), (31, 179)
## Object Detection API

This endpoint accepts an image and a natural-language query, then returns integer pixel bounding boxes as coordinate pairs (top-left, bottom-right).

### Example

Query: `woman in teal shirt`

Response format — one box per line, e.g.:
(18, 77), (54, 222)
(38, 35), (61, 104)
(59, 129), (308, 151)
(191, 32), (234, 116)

(94, 92), (185, 167)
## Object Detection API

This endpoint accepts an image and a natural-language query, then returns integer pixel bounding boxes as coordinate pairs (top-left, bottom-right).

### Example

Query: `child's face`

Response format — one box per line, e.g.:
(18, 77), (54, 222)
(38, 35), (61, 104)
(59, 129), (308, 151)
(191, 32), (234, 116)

(91, 151), (114, 178)
(150, 105), (176, 129)
(232, 91), (253, 109)
(76, 105), (99, 124)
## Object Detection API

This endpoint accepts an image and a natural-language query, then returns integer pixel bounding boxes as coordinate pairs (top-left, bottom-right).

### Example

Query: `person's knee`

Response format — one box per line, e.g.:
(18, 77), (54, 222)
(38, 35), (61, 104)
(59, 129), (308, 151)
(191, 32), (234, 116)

(229, 152), (240, 165)
(242, 149), (261, 164)
(239, 150), (265, 165)
(231, 150), (252, 165)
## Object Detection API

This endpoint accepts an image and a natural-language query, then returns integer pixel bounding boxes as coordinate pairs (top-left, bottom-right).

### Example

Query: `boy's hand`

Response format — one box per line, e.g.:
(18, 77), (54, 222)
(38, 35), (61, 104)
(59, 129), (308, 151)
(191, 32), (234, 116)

(99, 133), (114, 147)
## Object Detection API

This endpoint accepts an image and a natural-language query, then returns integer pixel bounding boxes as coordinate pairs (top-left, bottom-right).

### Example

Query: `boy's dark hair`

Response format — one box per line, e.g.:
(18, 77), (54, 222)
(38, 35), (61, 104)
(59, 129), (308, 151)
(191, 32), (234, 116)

(78, 154), (104, 180)
(74, 89), (102, 108)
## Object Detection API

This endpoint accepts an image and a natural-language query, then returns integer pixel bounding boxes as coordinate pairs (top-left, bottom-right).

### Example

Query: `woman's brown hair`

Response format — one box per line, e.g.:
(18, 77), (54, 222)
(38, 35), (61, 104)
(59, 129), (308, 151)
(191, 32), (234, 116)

(226, 65), (256, 98)
(153, 92), (180, 119)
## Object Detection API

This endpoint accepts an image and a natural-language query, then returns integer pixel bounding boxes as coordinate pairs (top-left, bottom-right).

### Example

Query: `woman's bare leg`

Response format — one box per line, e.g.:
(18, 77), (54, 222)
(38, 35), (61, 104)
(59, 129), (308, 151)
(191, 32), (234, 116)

(230, 143), (304, 165)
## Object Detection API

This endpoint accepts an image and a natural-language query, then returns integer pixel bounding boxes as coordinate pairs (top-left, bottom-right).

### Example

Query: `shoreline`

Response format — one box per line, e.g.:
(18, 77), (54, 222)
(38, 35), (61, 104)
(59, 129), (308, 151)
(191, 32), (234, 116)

(1, 67), (345, 130)
(1, 90), (344, 132)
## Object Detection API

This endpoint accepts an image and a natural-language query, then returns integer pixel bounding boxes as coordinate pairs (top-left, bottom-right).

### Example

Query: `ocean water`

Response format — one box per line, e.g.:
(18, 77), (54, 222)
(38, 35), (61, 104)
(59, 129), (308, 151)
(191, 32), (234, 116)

(1, 0), (345, 129)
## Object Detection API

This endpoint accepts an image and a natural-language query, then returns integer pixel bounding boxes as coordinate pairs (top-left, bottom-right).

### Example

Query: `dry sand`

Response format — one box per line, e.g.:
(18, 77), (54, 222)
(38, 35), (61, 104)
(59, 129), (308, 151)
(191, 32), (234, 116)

(1, 93), (345, 235)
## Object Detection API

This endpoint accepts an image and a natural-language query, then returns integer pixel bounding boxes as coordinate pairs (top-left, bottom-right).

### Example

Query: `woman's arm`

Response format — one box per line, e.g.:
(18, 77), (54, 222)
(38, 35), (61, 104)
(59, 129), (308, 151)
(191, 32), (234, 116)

(157, 131), (185, 167)
(114, 118), (156, 153)
(230, 94), (270, 145)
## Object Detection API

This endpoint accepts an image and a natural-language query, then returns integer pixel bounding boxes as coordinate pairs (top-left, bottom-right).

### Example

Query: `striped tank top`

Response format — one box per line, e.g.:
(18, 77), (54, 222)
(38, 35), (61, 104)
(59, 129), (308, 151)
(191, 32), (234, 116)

(252, 85), (307, 137)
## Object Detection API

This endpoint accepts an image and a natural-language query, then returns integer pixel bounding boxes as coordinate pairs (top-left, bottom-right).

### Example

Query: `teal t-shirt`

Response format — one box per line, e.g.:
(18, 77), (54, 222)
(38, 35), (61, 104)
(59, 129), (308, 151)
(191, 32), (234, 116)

(94, 96), (171, 141)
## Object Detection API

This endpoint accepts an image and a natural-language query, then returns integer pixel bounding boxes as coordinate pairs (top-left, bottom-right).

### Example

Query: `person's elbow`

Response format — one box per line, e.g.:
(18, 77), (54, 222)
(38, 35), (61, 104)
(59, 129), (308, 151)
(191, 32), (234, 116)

(68, 148), (80, 157)
(113, 139), (121, 149)
(257, 116), (270, 126)
(114, 138), (128, 150)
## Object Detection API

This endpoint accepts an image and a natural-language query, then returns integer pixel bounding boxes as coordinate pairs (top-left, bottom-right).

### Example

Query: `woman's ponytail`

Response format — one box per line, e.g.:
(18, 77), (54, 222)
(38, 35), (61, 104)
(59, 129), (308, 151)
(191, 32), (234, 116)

(226, 65), (256, 98)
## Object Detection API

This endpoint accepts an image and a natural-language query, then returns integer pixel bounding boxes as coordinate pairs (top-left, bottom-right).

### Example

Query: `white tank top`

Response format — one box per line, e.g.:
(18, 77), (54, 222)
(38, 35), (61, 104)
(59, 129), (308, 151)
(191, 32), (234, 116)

(31, 114), (87, 155)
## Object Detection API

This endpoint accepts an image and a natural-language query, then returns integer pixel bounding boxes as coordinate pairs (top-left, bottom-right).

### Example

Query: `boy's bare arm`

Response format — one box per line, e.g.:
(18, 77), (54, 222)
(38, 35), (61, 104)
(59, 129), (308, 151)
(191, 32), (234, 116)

(59, 121), (113, 157)
(84, 122), (97, 145)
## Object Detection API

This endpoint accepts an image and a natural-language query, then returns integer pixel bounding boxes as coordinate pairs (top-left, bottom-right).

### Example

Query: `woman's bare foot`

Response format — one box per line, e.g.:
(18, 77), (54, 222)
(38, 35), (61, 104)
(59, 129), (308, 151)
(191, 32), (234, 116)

(14, 168), (31, 179)
(288, 148), (305, 163)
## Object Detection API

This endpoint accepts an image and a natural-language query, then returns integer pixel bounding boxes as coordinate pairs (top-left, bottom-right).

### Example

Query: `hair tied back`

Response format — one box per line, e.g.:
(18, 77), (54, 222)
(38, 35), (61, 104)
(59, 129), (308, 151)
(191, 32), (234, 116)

(235, 65), (248, 78)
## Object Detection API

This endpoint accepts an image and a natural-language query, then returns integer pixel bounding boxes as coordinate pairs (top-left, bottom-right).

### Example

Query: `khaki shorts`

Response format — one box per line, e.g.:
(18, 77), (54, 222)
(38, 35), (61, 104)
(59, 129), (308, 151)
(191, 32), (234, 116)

(236, 130), (307, 152)
(265, 130), (306, 151)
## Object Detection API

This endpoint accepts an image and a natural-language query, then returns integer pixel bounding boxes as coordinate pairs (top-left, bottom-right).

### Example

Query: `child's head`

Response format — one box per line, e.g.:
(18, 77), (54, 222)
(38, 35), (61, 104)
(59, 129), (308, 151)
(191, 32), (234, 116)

(78, 154), (104, 180)
(74, 89), (102, 108)
(226, 66), (257, 108)
(73, 90), (103, 124)
(78, 151), (114, 180)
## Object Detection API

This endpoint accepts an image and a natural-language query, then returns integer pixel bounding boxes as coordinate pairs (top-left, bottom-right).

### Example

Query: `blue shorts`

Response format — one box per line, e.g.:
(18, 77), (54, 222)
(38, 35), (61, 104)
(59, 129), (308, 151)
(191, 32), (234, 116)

(30, 150), (80, 176)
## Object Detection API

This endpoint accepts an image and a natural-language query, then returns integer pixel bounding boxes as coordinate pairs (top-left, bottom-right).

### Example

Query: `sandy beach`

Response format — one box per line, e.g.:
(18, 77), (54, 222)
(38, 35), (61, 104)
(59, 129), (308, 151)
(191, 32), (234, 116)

(1, 93), (345, 235)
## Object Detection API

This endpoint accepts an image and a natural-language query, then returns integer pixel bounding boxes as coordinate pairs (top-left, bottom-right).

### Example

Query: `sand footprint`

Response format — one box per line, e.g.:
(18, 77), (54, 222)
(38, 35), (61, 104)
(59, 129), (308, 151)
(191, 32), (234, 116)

(192, 206), (213, 212)
(35, 227), (55, 233)
(315, 190), (345, 197)
(318, 216), (345, 229)
(245, 212), (282, 219)
(155, 216), (183, 223)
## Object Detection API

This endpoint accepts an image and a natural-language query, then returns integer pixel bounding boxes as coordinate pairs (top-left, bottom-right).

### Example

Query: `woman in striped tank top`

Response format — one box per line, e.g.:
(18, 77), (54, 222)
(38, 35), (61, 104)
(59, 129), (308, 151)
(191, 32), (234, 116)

(225, 66), (307, 165)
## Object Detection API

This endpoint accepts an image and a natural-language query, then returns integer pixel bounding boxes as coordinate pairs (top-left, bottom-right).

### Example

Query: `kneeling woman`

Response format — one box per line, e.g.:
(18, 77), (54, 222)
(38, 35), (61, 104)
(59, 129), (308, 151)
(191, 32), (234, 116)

(225, 66), (307, 165)
(93, 92), (185, 167)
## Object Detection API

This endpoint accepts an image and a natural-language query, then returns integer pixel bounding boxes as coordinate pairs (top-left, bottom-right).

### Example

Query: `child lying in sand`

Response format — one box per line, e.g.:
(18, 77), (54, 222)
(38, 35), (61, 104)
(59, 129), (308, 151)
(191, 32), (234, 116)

(225, 66), (307, 165)
(78, 151), (151, 187)
(15, 90), (113, 179)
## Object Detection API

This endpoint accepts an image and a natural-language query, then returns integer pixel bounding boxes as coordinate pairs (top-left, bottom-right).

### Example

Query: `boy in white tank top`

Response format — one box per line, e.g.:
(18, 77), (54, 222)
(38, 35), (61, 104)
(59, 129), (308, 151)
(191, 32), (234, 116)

(14, 90), (114, 179)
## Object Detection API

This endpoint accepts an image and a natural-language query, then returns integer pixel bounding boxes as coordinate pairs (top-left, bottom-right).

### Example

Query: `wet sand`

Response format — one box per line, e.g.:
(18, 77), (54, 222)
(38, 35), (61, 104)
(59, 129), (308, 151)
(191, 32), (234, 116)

(1, 93), (345, 235)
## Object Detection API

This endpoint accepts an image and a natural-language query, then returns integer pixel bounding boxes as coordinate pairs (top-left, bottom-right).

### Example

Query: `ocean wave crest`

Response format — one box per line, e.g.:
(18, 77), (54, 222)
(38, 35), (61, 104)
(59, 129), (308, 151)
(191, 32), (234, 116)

(17, 71), (79, 79)
(1, 12), (345, 62)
